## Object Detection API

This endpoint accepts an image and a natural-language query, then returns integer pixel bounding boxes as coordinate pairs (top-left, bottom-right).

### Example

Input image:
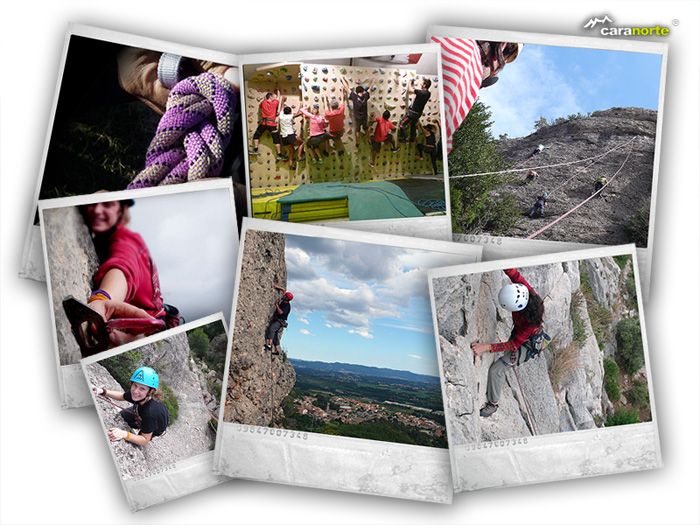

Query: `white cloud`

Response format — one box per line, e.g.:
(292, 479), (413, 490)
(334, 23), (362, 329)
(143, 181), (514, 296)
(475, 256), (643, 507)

(348, 328), (374, 340)
(297, 317), (310, 325)
(299, 328), (314, 336)
(477, 47), (583, 138)
(408, 354), (423, 360)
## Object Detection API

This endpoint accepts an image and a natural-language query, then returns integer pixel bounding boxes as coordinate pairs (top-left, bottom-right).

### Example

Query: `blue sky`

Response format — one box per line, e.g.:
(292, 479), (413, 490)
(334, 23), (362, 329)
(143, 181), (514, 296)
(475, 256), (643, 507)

(280, 235), (471, 377)
(477, 44), (663, 138)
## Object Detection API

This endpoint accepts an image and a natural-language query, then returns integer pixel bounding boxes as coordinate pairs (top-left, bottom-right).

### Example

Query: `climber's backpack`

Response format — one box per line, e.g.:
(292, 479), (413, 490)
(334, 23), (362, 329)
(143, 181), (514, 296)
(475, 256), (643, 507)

(522, 328), (552, 362)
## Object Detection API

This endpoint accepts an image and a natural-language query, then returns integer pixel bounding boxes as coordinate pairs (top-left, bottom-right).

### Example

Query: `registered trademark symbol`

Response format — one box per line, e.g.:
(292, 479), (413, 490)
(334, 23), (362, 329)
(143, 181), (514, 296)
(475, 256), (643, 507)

(672, 19), (679, 26)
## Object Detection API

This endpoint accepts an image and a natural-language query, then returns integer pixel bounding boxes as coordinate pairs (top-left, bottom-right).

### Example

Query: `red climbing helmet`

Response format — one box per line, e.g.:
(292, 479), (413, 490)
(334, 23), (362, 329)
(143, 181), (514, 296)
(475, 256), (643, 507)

(283, 291), (294, 301)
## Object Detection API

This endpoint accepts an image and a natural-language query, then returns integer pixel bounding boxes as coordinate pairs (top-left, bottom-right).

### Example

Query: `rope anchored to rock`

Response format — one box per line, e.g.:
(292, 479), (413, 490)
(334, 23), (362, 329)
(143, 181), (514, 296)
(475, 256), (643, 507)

(128, 72), (236, 188)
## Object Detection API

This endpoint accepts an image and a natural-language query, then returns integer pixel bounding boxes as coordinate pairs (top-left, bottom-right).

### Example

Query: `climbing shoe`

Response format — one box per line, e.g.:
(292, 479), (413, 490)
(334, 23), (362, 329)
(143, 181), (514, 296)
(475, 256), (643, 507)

(264, 343), (272, 351)
(480, 402), (498, 417)
(391, 147), (400, 153)
(276, 154), (288, 161)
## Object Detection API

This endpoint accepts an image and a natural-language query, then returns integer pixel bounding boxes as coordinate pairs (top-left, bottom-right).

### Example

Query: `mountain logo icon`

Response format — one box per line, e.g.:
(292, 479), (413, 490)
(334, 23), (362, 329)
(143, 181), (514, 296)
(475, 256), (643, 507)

(584, 15), (614, 28)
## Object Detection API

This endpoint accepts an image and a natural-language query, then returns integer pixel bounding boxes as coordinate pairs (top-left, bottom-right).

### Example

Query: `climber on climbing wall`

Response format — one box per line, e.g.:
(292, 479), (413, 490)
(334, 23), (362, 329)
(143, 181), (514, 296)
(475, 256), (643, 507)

(592, 176), (609, 197)
(525, 170), (538, 183)
(369, 110), (400, 168)
(415, 121), (441, 176)
(251, 89), (285, 160)
(527, 192), (548, 219)
(323, 94), (347, 155)
(398, 78), (432, 144)
(471, 268), (545, 417)
(93, 366), (169, 446)
(528, 144), (545, 158)
(78, 199), (180, 348)
(346, 83), (372, 144)
(278, 105), (305, 170)
(300, 104), (330, 164)
(264, 284), (293, 355)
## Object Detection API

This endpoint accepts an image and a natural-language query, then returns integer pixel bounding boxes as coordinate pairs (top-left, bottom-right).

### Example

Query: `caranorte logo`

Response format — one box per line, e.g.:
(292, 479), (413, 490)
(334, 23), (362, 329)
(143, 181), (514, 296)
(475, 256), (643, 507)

(583, 14), (671, 36)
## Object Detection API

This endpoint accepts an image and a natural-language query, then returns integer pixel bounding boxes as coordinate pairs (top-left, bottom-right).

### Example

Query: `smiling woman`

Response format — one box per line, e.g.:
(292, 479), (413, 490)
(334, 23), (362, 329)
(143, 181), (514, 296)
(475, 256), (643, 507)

(80, 199), (167, 342)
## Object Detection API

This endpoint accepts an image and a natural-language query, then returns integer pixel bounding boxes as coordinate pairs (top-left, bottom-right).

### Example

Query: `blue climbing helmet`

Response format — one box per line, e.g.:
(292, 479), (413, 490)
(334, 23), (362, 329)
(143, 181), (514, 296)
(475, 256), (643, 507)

(130, 366), (159, 389)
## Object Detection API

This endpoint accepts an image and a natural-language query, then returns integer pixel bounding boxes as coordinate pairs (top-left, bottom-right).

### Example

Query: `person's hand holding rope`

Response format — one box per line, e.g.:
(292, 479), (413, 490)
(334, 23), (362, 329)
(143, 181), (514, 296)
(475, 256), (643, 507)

(89, 299), (156, 346)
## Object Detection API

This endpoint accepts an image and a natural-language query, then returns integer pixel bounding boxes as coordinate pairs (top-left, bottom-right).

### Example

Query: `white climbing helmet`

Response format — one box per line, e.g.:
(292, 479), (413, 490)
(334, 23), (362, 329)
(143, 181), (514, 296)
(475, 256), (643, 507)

(498, 283), (529, 312)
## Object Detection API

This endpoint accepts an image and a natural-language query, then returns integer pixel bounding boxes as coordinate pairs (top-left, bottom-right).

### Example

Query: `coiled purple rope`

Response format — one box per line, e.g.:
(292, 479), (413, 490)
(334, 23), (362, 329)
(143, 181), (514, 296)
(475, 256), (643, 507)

(128, 72), (236, 188)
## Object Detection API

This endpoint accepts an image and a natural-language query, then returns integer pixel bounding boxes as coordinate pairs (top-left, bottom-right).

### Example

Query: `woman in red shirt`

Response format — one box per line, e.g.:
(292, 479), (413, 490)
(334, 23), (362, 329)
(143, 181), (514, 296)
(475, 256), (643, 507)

(471, 268), (544, 417)
(81, 200), (166, 347)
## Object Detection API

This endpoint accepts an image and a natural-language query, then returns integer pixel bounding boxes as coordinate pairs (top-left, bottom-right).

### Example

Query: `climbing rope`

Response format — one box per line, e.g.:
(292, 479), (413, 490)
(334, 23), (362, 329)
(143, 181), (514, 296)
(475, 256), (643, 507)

(128, 72), (237, 189)
(512, 367), (538, 436)
(449, 135), (638, 179)
(526, 140), (635, 240)
(546, 136), (637, 197)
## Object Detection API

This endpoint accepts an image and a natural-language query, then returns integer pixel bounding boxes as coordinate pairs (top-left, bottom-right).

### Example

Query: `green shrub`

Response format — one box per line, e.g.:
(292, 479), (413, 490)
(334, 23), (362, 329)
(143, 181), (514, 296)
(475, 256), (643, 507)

(570, 293), (587, 346)
(623, 202), (650, 248)
(603, 358), (621, 402)
(160, 383), (179, 422)
(187, 328), (210, 360)
(616, 318), (644, 374)
(606, 408), (640, 427)
(625, 272), (638, 311)
(613, 255), (630, 271)
(101, 351), (142, 390)
(626, 379), (650, 409)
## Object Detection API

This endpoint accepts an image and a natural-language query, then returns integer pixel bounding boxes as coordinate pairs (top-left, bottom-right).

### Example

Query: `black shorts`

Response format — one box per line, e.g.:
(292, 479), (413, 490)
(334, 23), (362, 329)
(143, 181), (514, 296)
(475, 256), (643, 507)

(265, 319), (286, 345)
(281, 134), (297, 146)
(353, 114), (368, 132)
(253, 124), (281, 143)
(307, 133), (329, 148)
(329, 129), (345, 140)
(371, 134), (393, 151)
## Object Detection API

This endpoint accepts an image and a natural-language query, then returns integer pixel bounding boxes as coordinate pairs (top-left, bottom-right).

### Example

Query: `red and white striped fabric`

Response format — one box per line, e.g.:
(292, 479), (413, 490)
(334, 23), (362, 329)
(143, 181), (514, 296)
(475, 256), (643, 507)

(430, 36), (483, 152)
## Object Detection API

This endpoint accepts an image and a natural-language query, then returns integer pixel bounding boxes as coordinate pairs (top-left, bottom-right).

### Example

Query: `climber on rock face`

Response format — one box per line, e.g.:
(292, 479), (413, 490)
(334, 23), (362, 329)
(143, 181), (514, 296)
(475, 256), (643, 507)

(93, 366), (169, 446)
(592, 176), (608, 197)
(527, 192), (548, 219)
(470, 268), (545, 418)
(528, 144), (545, 158)
(75, 200), (181, 350)
(264, 284), (293, 355)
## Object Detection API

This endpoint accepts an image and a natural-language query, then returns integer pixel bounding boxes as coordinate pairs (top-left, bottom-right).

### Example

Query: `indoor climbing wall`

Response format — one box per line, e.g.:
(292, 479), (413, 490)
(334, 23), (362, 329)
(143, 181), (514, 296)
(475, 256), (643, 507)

(245, 65), (305, 188)
(245, 63), (444, 190)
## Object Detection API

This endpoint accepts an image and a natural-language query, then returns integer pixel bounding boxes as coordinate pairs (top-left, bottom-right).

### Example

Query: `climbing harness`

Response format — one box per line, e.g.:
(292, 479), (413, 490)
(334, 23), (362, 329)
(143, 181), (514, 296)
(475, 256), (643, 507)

(128, 72), (237, 188)
(450, 135), (638, 179)
(63, 296), (165, 357)
(526, 139), (635, 239)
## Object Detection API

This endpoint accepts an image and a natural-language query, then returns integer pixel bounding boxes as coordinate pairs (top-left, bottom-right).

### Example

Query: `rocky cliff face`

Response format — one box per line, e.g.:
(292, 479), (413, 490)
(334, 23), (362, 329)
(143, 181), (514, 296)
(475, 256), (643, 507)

(495, 107), (657, 246)
(85, 332), (215, 480)
(434, 261), (611, 443)
(223, 230), (296, 426)
(43, 207), (100, 365)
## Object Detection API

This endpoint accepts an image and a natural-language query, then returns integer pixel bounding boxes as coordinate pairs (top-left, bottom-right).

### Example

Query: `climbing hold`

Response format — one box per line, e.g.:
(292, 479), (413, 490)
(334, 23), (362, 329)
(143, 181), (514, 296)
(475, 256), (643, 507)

(285, 75), (292, 81)
(322, 67), (328, 73)
(302, 65), (308, 71)
(312, 67), (318, 74)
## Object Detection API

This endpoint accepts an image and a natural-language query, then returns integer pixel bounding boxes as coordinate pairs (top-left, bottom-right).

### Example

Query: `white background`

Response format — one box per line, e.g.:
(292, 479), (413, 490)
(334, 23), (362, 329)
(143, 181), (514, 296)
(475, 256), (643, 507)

(1, 1), (698, 523)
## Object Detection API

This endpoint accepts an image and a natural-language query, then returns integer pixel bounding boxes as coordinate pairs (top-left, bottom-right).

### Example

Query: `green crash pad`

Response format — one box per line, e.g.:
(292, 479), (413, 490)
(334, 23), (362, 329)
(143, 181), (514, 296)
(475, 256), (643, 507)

(277, 181), (423, 220)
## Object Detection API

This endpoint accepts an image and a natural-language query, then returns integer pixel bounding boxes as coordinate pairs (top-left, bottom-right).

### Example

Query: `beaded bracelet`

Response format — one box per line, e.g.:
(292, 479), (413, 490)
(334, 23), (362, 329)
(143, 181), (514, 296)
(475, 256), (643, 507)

(88, 289), (112, 303)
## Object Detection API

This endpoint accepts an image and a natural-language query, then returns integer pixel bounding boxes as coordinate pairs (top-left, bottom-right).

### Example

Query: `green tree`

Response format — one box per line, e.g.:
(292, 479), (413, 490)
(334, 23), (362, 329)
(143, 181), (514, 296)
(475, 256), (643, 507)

(603, 358), (621, 402)
(448, 101), (518, 235)
(187, 328), (210, 360)
(534, 116), (549, 130)
(616, 318), (644, 374)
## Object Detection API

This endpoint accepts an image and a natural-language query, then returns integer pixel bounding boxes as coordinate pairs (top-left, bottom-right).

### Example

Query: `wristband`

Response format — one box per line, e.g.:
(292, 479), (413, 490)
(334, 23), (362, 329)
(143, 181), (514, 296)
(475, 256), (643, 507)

(157, 53), (185, 89)
(88, 289), (111, 303)
(126, 432), (131, 442)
